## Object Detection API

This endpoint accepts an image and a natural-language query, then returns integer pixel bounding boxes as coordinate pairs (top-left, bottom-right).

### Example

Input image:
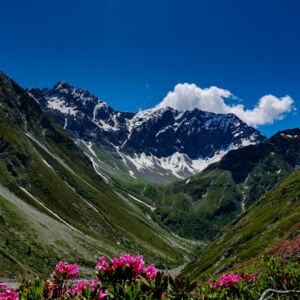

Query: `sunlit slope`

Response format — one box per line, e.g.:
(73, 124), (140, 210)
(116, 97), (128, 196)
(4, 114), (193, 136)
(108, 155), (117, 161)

(142, 130), (300, 241)
(183, 169), (300, 279)
(0, 72), (185, 278)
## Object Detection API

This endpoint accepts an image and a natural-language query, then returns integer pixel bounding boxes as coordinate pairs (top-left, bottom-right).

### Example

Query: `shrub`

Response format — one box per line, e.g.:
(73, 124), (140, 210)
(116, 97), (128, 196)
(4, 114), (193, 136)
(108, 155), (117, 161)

(0, 239), (299, 299)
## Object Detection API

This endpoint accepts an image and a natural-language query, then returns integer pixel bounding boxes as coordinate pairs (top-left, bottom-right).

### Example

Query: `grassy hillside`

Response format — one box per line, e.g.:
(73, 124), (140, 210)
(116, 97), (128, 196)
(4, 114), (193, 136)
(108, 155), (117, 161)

(0, 72), (186, 278)
(139, 130), (300, 241)
(183, 169), (300, 279)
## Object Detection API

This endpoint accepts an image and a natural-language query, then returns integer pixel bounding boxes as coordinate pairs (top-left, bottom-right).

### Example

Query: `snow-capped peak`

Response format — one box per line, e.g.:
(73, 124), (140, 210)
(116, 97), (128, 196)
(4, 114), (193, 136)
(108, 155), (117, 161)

(29, 82), (266, 181)
(127, 106), (170, 132)
(53, 80), (72, 92)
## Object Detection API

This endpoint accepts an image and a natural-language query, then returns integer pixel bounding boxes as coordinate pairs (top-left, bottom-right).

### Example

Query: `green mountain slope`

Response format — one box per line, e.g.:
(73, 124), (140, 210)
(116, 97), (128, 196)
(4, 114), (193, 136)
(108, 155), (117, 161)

(142, 130), (300, 240)
(0, 72), (186, 278)
(183, 169), (300, 279)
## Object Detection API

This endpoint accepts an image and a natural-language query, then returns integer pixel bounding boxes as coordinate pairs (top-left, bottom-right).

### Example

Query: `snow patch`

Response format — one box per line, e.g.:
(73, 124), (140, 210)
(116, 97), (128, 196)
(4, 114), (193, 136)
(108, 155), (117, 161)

(280, 133), (299, 138)
(120, 151), (228, 179)
(42, 159), (55, 172)
(47, 97), (77, 115)
(97, 120), (119, 131)
(117, 140), (253, 179)
(81, 141), (109, 183)
(155, 125), (172, 137)
(86, 153), (109, 183)
(82, 140), (97, 158)
(63, 117), (68, 129)
(127, 194), (155, 211)
(92, 102), (108, 121)
(20, 187), (81, 233)
(129, 170), (137, 178)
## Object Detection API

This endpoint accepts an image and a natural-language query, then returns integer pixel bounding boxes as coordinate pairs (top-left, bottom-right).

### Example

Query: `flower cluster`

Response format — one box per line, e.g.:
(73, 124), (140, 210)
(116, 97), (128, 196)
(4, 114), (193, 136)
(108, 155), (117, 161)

(70, 280), (97, 295)
(210, 274), (241, 288)
(69, 280), (107, 299)
(1, 241), (299, 300)
(265, 237), (300, 261)
(51, 261), (79, 280)
(209, 272), (257, 289)
(44, 262), (80, 299)
(145, 263), (157, 280)
(0, 283), (18, 300)
(96, 253), (157, 281)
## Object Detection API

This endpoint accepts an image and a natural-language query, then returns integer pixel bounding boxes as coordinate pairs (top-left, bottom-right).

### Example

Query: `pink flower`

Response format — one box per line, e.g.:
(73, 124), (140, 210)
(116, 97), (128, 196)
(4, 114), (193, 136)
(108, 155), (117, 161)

(112, 257), (123, 269)
(0, 285), (8, 291)
(96, 256), (110, 271)
(95, 253), (158, 281)
(109, 254), (147, 277)
(98, 290), (108, 299)
(145, 264), (157, 280)
(217, 274), (241, 287)
(209, 280), (218, 289)
(71, 280), (98, 295)
(161, 291), (168, 298)
(0, 284), (18, 300)
(52, 262), (79, 279)
(210, 274), (241, 288)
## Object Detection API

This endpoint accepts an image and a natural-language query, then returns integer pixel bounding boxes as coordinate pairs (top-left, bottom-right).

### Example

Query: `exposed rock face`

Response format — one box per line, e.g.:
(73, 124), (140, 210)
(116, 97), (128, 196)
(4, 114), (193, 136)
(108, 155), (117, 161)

(29, 82), (265, 179)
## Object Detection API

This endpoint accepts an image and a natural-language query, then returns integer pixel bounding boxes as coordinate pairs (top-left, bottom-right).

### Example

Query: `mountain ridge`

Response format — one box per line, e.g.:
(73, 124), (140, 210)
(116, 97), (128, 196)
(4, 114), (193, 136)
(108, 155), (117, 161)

(1, 71), (299, 282)
(29, 81), (265, 181)
(183, 168), (300, 278)
(140, 128), (300, 240)
(0, 72), (187, 278)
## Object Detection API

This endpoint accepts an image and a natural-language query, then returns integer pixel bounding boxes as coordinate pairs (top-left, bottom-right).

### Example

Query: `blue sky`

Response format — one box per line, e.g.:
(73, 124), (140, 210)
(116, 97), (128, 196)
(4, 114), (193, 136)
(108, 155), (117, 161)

(0, 0), (299, 136)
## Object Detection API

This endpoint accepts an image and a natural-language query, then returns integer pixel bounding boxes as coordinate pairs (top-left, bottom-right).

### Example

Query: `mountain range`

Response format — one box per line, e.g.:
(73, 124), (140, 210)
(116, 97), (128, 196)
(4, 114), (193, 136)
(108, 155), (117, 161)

(0, 72), (187, 278)
(145, 128), (300, 240)
(184, 167), (300, 279)
(29, 82), (265, 181)
(0, 71), (299, 282)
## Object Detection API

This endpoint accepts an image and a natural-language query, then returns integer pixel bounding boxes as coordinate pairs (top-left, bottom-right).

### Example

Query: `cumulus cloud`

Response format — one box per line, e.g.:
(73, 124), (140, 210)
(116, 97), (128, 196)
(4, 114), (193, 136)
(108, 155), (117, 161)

(157, 83), (294, 127)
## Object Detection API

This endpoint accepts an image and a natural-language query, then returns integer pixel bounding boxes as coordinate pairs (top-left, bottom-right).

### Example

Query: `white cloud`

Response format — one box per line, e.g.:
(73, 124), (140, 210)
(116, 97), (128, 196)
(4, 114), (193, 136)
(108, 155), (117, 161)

(157, 83), (294, 127)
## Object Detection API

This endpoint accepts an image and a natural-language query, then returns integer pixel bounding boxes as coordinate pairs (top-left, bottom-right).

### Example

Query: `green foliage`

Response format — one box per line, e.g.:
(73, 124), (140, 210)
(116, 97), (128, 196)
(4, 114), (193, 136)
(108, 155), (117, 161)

(0, 73), (185, 278)
(14, 253), (300, 299)
(18, 277), (45, 300)
(137, 130), (300, 241)
(184, 170), (300, 279)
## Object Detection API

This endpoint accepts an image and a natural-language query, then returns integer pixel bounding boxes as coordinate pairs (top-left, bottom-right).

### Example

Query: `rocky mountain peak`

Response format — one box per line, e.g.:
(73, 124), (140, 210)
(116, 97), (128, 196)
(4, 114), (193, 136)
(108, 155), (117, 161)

(28, 81), (266, 180)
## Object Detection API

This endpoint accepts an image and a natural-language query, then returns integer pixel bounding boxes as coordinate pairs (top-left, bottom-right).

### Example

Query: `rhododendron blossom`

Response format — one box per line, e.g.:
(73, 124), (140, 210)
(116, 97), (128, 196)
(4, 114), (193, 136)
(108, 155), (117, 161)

(97, 290), (108, 299)
(219, 274), (241, 286)
(96, 256), (110, 271)
(0, 284), (19, 300)
(266, 237), (300, 261)
(96, 254), (158, 281)
(145, 263), (157, 280)
(51, 262), (79, 279)
(71, 280), (98, 295)
(0, 285), (8, 291)
(210, 273), (241, 288)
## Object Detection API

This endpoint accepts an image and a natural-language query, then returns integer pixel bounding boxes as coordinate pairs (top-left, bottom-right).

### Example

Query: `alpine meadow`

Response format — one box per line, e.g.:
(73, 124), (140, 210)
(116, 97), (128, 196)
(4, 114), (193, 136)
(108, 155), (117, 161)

(0, 1), (300, 299)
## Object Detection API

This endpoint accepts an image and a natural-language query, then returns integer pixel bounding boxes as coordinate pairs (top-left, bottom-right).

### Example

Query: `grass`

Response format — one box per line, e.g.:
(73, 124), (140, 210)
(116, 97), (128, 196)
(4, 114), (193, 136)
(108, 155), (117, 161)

(183, 169), (300, 279)
(0, 78), (187, 278)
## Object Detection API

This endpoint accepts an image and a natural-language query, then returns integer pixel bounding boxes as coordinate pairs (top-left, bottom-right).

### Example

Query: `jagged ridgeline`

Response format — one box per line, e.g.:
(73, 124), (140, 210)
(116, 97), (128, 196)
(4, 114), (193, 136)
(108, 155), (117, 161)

(29, 82), (265, 182)
(1, 71), (299, 284)
(0, 72), (186, 278)
(145, 129), (300, 241)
